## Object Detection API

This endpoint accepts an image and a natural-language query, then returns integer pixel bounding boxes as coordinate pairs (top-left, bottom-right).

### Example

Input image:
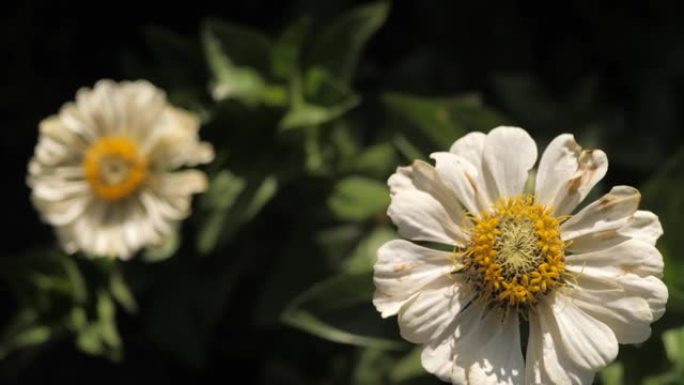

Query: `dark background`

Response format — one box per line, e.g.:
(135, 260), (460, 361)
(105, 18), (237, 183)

(2, 0), (683, 383)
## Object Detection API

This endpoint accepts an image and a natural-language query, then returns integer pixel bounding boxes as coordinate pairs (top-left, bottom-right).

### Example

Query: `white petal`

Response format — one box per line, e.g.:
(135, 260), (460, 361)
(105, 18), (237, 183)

(154, 170), (209, 196)
(420, 302), (488, 384)
(544, 292), (618, 371)
(38, 116), (89, 153)
(431, 152), (491, 214)
(76, 79), (123, 136)
(567, 266), (668, 322)
(468, 312), (525, 385)
(373, 240), (456, 317)
(561, 186), (641, 242)
(566, 238), (664, 278)
(569, 274), (653, 344)
(535, 134), (607, 215)
(387, 161), (468, 245)
(566, 210), (662, 254)
(398, 275), (473, 343)
(482, 126), (537, 198)
(526, 306), (595, 385)
(67, 199), (167, 259)
(32, 195), (92, 226)
(450, 131), (486, 170)
(147, 107), (214, 168)
(618, 210), (662, 245)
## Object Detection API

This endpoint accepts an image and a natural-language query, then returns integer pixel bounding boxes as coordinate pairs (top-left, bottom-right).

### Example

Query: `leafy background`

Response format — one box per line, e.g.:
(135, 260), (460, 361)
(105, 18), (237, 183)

(1, 0), (684, 384)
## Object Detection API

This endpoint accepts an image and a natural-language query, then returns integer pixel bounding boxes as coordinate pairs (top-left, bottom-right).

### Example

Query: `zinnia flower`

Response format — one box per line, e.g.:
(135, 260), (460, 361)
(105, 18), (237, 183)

(374, 127), (667, 384)
(28, 80), (214, 259)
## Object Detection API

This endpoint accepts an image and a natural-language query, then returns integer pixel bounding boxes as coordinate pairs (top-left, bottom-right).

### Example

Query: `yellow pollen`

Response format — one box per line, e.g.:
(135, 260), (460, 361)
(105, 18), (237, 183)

(461, 195), (566, 309)
(82, 136), (148, 201)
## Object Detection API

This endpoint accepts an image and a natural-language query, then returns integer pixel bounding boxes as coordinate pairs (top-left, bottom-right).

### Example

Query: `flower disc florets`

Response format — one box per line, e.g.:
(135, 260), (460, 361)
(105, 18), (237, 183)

(462, 195), (566, 308)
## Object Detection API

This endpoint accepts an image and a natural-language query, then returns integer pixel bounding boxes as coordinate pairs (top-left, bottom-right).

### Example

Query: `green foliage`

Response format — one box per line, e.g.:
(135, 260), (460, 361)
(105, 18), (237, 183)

(4, 1), (684, 384)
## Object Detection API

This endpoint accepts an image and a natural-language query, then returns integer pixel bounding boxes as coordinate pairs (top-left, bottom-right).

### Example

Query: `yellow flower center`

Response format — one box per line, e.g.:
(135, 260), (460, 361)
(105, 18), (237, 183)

(82, 136), (148, 201)
(462, 195), (566, 309)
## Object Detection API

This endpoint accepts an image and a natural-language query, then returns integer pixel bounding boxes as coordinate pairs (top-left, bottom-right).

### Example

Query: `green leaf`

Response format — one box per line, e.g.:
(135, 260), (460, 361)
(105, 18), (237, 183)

(600, 362), (625, 385)
(0, 310), (51, 360)
(389, 347), (427, 383)
(353, 348), (394, 385)
(109, 266), (137, 314)
(343, 226), (395, 274)
(271, 18), (309, 80)
(75, 291), (122, 360)
(280, 68), (360, 130)
(196, 170), (246, 254)
(306, 1), (390, 83)
(383, 92), (504, 149)
(197, 171), (278, 254)
(202, 19), (286, 106)
(641, 148), (684, 307)
(281, 272), (404, 350)
(328, 176), (389, 222)
(143, 226), (181, 263)
(663, 326), (684, 369)
(280, 100), (359, 130)
(351, 143), (398, 178)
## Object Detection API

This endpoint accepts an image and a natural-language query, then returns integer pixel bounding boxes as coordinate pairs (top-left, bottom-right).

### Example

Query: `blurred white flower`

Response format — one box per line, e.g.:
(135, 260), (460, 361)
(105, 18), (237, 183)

(28, 80), (214, 259)
(374, 126), (667, 384)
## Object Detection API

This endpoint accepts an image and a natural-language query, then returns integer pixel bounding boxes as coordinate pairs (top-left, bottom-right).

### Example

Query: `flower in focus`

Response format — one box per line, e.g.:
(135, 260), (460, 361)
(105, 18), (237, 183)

(374, 126), (667, 384)
(28, 80), (214, 259)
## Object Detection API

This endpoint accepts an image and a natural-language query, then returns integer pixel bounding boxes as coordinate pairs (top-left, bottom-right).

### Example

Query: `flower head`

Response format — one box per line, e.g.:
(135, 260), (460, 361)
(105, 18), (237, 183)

(28, 80), (214, 259)
(374, 127), (667, 384)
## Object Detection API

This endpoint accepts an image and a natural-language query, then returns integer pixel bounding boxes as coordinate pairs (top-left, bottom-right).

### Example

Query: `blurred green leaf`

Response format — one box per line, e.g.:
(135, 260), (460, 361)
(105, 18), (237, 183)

(641, 148), (684, 311)
(383, 92), (503, 149)
(0, 310), (51, 360)
(601, 362), (625, 385)
(389, 347), (427, 383)
(74, 291), (122, 361)
(281, 100), (358, 130)
(280, 68), (360, 130)
(197, 171), (278, 254)
(109, 266), (137, 314)
(281, 272), (404, 350)
(663, 327), (684, 370)
(143, 226), (181, 263)
(349, 143), (398, 179)
(328, 176), (389, 222)
(343, 226), (395, 274)
(202, 19), (286, 106)
(353, 348), (393, 385)
(272, 18), (309, 80)
(197, 170), (246, 254)
(306, 1), (389, 84)
(393, 134), (427, 162)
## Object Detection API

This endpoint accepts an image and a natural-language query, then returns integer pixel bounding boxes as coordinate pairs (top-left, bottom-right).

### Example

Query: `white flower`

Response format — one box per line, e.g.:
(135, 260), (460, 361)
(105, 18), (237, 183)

(374, 127), (667, 385)
(28, 80), (214, 259)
